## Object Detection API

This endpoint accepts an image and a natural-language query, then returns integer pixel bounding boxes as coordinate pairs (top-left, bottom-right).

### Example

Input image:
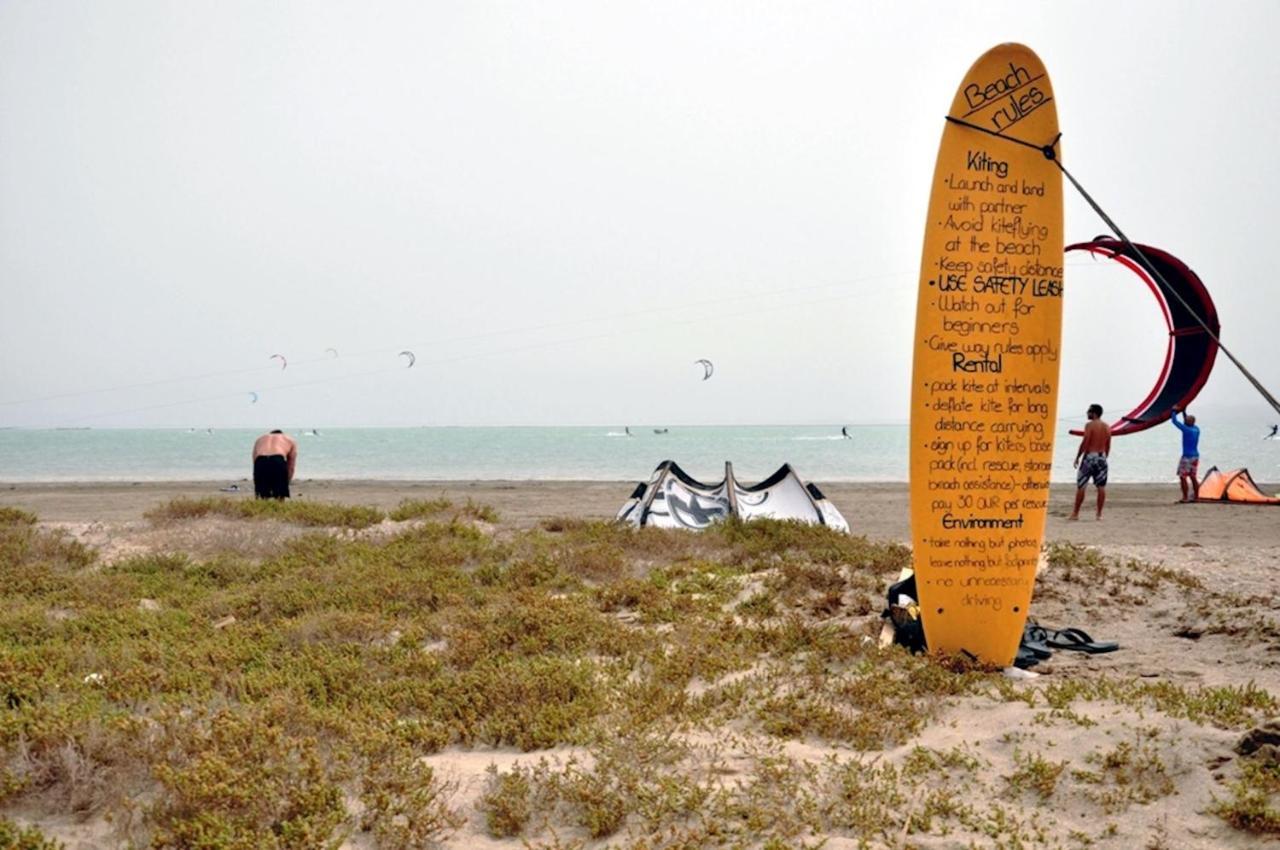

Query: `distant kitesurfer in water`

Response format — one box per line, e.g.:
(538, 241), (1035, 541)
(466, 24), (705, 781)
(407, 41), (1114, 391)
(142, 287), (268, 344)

(1171, 406), (1201, 502)
(1070, 404), (1111, 521)
(625, 427), (632, 437)
(252, 429), (297, 499)
(841, 426), (851, 439)
(1267, 424), (1278, 439)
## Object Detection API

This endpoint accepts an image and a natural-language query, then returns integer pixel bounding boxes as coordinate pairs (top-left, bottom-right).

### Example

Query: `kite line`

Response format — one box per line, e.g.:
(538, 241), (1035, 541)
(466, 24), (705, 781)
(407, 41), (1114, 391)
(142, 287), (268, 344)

(945, 115), (1280, 420)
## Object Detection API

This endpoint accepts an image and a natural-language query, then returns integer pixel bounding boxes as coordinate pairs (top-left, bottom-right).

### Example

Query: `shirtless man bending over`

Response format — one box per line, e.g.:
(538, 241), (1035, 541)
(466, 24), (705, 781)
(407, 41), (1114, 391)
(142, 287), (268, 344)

(252, 429), (298, 499)
(1071, 404), (1111, 521)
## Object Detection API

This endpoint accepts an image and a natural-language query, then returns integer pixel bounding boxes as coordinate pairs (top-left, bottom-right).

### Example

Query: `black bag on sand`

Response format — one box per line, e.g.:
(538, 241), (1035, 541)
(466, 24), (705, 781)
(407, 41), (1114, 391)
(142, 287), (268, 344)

(883, 573), (927, 654)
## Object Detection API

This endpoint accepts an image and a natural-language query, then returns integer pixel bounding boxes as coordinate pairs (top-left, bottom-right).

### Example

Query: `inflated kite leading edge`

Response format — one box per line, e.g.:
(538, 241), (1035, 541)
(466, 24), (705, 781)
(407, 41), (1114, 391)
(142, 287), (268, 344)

(1067, 237), (1219, 437)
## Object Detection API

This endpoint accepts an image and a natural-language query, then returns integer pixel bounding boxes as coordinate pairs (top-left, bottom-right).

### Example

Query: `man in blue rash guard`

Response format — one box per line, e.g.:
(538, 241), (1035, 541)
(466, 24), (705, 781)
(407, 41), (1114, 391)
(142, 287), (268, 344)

(1171, 407), (1201, 503)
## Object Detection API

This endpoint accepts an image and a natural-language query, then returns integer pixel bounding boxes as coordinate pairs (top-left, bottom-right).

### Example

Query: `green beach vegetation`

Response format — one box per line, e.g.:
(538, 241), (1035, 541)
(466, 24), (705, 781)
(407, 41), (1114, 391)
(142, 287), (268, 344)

(0, 500), (1276, 847)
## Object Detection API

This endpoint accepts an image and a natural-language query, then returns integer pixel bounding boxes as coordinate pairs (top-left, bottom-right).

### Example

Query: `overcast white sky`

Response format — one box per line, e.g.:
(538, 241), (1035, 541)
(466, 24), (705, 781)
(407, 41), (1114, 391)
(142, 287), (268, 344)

(2, 0), (1278, 427)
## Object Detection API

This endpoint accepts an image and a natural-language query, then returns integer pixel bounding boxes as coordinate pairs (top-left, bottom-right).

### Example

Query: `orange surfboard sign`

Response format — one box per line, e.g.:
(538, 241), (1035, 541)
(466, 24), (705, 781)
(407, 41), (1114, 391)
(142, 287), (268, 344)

(910, 43), (1065, 666)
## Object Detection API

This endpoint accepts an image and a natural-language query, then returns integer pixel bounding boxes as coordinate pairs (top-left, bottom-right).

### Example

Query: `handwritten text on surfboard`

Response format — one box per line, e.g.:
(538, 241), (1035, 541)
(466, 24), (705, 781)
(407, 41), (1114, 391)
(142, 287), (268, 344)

(926, 147), (1061, 377)
(963, 63), (1047, 132)
(919, 104), (1061, 608)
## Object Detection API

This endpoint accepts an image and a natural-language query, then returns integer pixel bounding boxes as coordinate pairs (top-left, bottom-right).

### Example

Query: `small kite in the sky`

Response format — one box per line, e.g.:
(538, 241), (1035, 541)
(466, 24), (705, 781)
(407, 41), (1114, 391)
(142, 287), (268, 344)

(694, 359), (714, 381)
(324, 348), (339, 359)
(399, 350), (416, 368)
(270, 354), (287, 370)
(248, 391), (259, 404)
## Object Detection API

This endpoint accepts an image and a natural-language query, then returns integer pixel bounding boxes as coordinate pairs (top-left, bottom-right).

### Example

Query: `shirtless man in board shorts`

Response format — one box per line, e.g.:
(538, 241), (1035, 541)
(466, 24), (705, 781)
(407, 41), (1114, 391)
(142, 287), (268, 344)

(252, 430), (297, 499)
(1071, 403), (1111, 521)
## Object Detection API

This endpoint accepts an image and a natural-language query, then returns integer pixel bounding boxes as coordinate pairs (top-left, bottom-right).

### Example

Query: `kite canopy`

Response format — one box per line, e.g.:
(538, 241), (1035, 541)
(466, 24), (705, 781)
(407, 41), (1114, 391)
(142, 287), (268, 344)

(1196, 467), (1280, 505)
(616, 461), (849, 532)
(1067, 237), (1219, 436)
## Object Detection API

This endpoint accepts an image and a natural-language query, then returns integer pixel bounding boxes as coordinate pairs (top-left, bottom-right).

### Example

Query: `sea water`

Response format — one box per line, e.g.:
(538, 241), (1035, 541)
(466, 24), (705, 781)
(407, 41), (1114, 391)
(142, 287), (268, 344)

(1, 423), (1277, 485)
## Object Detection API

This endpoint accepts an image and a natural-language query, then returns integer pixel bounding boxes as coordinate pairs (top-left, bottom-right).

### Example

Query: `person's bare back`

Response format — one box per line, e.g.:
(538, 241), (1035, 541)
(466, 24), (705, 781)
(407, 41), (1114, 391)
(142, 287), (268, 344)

(252, 431), (296, 462)
(1078, 418), (1111, 456)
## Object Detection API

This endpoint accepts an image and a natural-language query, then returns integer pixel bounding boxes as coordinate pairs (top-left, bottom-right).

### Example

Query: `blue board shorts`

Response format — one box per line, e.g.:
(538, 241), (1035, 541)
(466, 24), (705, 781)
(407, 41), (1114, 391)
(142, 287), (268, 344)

(1077, 452), (1108, 488)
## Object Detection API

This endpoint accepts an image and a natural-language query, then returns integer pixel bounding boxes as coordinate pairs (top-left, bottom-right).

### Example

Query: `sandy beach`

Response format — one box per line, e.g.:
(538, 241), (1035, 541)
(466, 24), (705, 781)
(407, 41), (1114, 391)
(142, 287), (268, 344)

(7, 478), (1280, 543)
(3, 480), (1279, 848)
(5, 479), (1278, 591)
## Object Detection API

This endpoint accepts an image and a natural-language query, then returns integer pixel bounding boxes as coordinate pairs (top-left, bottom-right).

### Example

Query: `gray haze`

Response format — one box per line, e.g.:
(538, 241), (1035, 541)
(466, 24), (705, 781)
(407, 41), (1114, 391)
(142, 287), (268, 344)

(3, 1), (1278, 427)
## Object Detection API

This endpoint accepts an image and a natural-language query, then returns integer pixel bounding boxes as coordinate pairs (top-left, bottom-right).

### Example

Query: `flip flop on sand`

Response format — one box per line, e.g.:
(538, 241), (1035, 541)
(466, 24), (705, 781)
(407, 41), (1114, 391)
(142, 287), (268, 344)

(1045, 627), (1119, 654)
(1013, 645), (1043, 669)
(1021, 622), (1054, 659)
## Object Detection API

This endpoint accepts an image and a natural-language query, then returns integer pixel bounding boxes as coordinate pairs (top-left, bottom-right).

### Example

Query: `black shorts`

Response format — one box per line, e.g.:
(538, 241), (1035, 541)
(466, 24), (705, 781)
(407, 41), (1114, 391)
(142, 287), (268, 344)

(254, 454), (290, 499)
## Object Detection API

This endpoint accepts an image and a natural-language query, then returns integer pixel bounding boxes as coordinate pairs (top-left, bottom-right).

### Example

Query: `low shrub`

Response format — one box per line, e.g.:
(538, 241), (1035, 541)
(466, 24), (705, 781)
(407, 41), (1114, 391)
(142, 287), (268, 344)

(388, 497), (453, 521)
(145, 497), (385, 529)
